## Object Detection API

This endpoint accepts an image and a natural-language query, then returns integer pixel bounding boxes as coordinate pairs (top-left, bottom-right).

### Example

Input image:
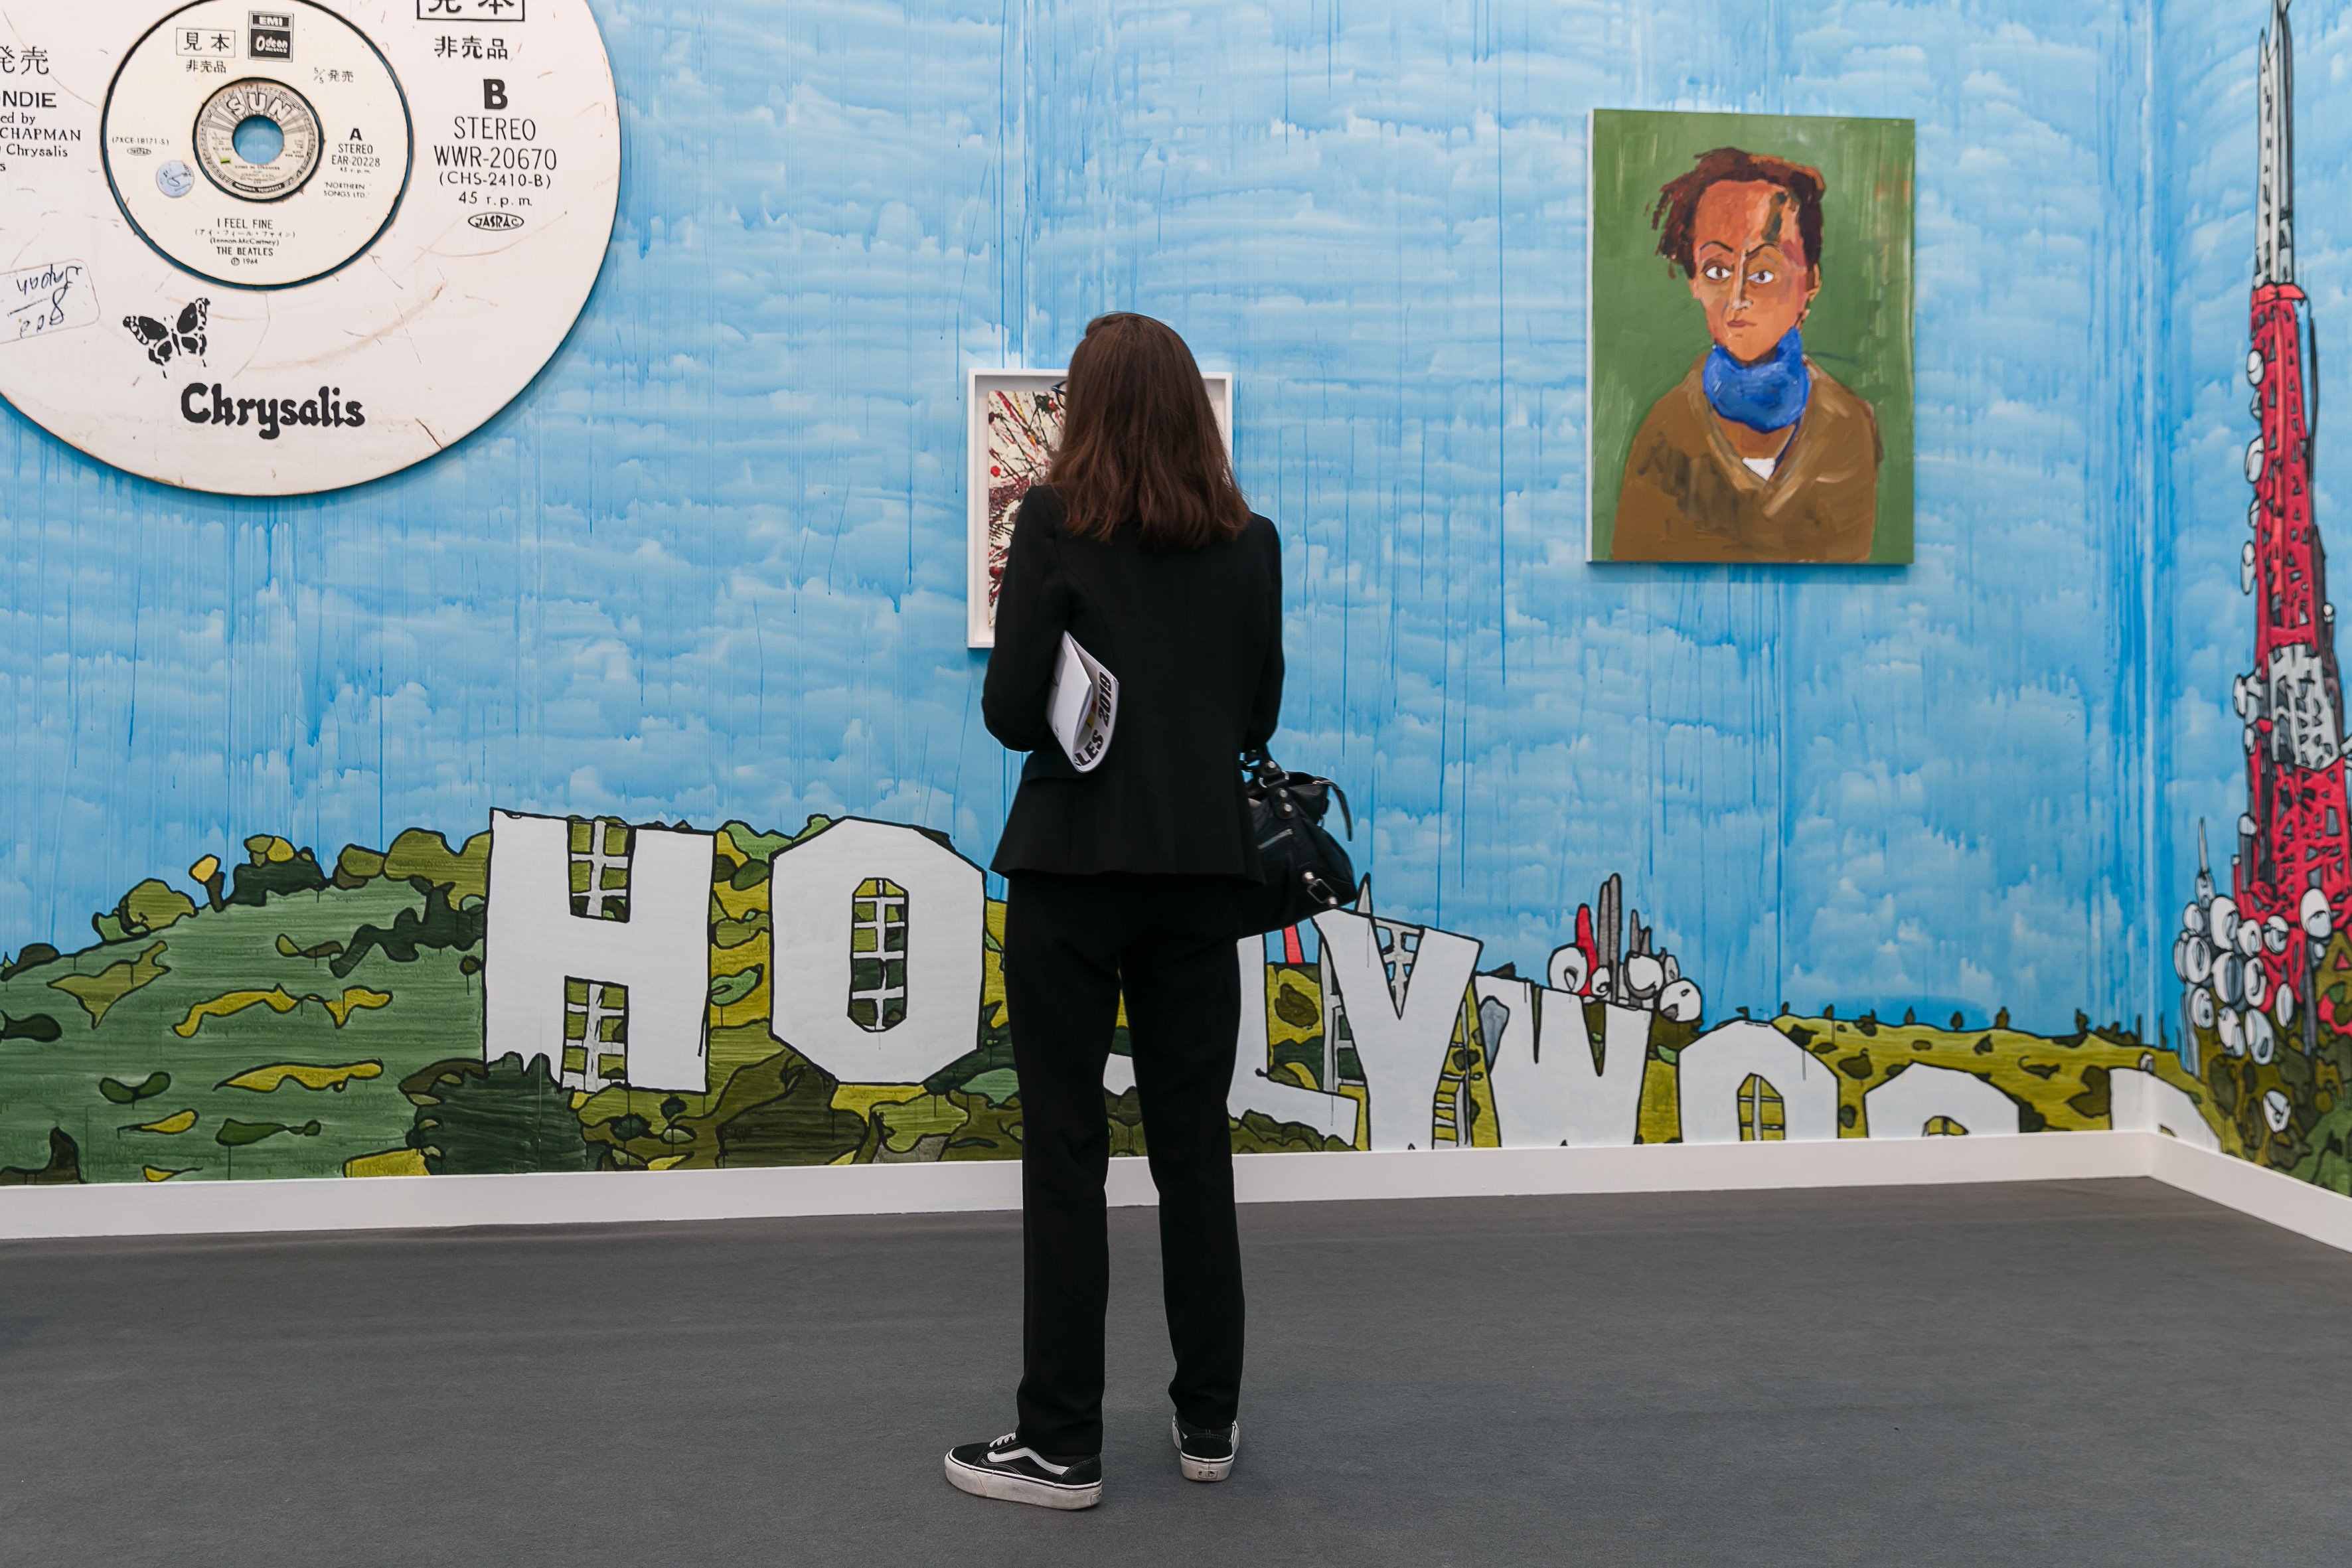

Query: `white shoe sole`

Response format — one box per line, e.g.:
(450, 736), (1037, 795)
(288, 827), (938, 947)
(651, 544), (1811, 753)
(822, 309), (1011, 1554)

(943, 1452), (1102, 1510)
(1172, 1416), (1239, 1482)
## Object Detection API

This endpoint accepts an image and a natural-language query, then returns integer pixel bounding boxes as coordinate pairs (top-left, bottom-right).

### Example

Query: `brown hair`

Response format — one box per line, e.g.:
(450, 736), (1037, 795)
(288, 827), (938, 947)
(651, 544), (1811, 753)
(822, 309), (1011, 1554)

(1050, 313), (1249, 548)
(1650, 148), (1826, 279)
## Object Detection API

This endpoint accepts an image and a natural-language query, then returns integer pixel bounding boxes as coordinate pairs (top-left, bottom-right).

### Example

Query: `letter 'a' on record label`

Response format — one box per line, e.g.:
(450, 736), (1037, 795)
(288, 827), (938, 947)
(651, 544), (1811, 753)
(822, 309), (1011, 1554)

(0, 1), (620, 497)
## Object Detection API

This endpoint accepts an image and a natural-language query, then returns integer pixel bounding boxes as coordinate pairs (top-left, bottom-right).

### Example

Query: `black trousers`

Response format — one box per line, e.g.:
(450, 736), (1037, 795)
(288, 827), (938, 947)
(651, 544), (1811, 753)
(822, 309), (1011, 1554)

(1004, 870), (1247, 1457)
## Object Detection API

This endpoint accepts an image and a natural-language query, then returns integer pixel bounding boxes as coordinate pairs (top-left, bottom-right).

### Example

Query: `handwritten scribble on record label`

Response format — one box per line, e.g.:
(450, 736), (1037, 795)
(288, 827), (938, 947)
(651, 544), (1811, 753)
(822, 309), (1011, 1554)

(3, 260), (101, 346)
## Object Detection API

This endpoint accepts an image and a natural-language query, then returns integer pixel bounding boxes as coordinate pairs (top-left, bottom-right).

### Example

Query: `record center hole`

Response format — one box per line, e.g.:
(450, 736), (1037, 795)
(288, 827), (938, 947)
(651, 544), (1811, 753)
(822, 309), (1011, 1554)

(232, 114), (285, 166)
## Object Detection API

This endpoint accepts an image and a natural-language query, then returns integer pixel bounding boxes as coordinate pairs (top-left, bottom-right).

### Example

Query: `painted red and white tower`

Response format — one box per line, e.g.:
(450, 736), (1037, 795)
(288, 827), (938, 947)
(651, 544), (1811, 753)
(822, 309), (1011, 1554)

(2179, 0), (2346, 1065)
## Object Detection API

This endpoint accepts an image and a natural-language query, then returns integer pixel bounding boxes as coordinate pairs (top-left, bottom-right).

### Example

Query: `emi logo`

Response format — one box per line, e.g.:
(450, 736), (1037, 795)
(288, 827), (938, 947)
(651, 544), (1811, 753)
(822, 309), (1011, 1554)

(249, 11), (293, 60)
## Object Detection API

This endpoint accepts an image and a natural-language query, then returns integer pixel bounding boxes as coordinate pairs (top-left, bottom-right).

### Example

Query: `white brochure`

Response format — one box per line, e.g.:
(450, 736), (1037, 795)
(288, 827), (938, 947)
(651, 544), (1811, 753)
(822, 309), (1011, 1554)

(1049, 633), (1119, 773)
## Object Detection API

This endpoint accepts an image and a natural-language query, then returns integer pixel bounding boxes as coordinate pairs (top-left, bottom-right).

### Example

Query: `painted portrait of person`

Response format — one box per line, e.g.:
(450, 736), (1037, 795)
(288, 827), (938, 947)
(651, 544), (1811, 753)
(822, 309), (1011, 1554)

(1589, 113), (1915, 566)
(1611, 149), (1879, 562)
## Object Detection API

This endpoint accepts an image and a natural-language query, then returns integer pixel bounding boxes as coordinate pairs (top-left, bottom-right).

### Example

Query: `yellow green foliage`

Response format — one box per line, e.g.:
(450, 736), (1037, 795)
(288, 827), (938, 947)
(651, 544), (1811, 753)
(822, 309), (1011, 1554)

(668, 1042), (864, 1168)
(1336, 1084), (1370, 1150)
(344, 1148), (429, 1178)
(1637, 1057), (1682, 1143)
(712, 912), (769, 949)
(220, 1061), (385, 1093)
(319, 988), (391, 1026)
(331, 830), (489, 898)
(940, 1092), (1026, 1161)
(870, 1092), (972, 1156)
(48, 941), (170, 1025)
(1269, 969), (1321, 1044)
(1440, 989), (1502, 1148)
(983, 899), (1006, 1021)
(382, 828), (490, 901)
(115, 880), (196, 935)
(831, 1082), (927, 1120)
(718, 821), (797, 864)
(335, 846), (386, 882)
(706, 862), (771, 1023)
(246, 835), (299, 864)
(128, 1109), (199, 1135)
(172, 986), (391, 1038)
(143, 1166), (194, 1182)
(1628, 1013), (2215, 1144)
(702, 1022), (789, 1106)
(708, 965), (763, 1010)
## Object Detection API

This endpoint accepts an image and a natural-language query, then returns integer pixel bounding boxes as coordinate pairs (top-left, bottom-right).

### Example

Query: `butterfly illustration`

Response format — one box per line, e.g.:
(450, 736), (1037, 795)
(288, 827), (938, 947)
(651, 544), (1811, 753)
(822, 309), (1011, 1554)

(122, 298), (209, 370)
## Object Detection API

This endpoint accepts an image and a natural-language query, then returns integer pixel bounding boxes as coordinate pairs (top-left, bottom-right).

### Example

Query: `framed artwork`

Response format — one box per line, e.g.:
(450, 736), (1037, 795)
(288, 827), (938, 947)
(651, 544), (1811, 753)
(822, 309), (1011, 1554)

(966, 368), (1233, 647)
(1589, 110), (1915, 564)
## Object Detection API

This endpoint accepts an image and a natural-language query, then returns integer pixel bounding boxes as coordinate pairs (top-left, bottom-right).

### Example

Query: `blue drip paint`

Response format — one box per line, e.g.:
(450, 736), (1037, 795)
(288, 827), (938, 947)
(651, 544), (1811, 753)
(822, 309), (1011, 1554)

(0, 0), (2167, 1033)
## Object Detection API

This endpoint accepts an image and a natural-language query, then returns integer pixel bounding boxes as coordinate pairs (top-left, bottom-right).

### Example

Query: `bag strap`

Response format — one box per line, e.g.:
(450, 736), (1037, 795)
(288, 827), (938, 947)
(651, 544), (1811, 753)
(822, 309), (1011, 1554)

(1241, 747), (1352, 839)
(1243, 748), (1298, 819)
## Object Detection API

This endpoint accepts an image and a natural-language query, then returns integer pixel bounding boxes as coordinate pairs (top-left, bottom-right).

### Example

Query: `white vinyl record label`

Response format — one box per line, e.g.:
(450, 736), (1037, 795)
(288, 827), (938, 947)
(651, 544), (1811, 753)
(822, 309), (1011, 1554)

(106, 3), (410, 287)
(0, 1), (619, 495)
(191, 78), (330, 203)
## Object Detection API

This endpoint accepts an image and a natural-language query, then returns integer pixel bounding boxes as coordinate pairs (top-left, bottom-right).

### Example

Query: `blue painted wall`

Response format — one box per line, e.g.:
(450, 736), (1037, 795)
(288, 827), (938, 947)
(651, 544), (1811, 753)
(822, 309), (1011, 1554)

(1, 1), (2161, 1033)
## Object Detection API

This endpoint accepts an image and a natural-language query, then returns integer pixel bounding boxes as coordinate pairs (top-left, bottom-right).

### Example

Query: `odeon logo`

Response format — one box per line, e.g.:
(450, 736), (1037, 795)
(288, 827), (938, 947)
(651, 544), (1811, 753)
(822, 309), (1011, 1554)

(179, 383), (368, 440)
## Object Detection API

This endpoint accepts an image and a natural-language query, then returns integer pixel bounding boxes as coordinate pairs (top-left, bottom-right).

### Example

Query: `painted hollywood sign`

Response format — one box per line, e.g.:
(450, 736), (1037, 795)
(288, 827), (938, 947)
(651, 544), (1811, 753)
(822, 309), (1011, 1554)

(468, 809), (2217, 1161)
(0, 805), (2222, 1188)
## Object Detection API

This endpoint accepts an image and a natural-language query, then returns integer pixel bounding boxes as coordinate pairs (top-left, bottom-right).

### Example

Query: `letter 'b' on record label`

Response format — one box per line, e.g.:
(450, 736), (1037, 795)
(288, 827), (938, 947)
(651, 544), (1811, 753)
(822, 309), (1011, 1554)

(0, 1), (621, 495)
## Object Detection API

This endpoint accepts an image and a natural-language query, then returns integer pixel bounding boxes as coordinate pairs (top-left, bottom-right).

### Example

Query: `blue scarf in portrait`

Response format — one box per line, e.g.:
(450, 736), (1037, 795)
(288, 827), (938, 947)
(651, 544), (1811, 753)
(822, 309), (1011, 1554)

(1703, 328), (1810, 433)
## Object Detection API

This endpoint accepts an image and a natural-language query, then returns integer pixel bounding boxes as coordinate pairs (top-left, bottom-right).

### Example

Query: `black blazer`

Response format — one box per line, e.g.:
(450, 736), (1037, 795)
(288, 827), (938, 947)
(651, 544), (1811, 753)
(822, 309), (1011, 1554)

(983, 486), (1284, 878)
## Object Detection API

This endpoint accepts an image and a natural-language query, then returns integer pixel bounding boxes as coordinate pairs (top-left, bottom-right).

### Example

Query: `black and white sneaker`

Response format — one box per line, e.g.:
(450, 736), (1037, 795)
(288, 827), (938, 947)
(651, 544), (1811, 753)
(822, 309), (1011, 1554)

(1172, 1415), (1239, 1482)
(944, 1433), (1103, 1510)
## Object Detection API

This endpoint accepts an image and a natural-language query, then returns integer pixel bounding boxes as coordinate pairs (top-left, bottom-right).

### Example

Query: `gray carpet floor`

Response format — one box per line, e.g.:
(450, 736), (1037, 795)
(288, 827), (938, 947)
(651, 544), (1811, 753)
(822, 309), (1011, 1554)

(0, 1177), (2343, 1565)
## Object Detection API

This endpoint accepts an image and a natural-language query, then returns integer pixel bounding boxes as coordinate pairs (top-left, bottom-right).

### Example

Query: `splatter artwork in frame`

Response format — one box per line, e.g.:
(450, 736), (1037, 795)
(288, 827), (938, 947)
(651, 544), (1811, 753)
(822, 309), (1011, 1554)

(966, 370), (1232, 647)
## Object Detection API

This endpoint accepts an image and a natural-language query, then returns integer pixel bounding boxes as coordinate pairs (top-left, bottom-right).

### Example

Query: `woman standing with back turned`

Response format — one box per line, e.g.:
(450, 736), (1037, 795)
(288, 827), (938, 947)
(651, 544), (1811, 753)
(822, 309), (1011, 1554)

(946, 314), (1283, 1510)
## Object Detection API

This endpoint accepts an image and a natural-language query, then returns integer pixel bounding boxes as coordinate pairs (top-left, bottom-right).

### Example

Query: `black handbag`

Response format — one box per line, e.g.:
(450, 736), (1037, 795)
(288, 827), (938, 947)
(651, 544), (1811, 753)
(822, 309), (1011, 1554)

(1239, 748), (1358, 935)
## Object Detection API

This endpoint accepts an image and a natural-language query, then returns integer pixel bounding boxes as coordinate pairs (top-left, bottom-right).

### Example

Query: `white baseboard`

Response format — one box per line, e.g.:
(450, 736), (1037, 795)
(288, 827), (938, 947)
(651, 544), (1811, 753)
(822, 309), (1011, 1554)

(2142, 1135), (2352, 1254)
(0, 1157), (1028, 1242)
(0, 1131), (2150, 1243)
(2, 1132), (2343, 1255)
(1226, 1131), (2149, 1204)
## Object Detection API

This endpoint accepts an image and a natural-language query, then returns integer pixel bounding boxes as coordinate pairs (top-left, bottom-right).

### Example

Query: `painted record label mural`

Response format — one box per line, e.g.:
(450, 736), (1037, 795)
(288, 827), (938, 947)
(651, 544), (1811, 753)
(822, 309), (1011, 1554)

(0, 1), (619, 495)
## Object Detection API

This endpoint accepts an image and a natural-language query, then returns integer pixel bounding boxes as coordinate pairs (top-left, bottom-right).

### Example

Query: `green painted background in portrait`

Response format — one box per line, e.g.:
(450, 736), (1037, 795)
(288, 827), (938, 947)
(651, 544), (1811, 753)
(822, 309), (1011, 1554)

(1588, 110), (1915, 564)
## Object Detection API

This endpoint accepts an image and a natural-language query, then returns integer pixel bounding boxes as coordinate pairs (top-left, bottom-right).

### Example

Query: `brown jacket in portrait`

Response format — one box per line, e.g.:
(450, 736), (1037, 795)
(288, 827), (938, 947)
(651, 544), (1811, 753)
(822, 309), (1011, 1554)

(1610, 355), (1882, 564)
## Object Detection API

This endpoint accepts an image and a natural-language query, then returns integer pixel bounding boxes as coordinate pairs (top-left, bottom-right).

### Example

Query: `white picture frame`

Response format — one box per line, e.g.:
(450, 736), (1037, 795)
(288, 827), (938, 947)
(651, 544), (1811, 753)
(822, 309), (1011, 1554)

(967, 368), (1233, 649)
